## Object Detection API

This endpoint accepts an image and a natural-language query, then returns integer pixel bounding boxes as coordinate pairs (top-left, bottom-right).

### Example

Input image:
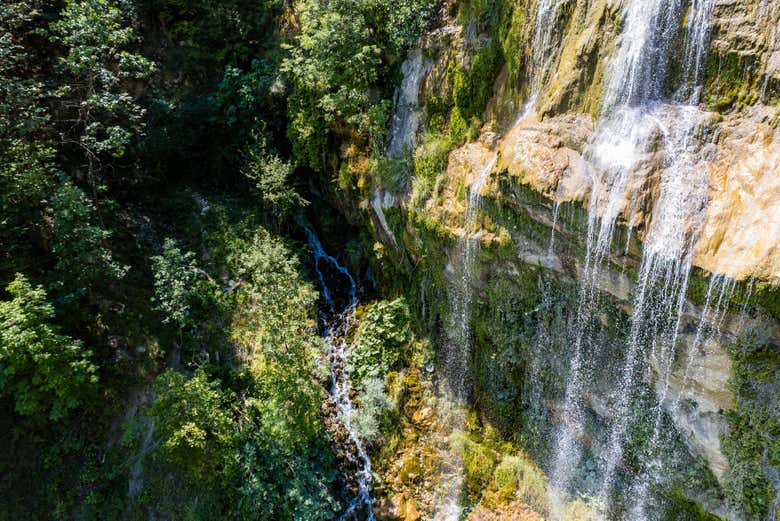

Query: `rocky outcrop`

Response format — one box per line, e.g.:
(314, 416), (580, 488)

(696, 106), (780, 282)
(376, 0), (780, 517)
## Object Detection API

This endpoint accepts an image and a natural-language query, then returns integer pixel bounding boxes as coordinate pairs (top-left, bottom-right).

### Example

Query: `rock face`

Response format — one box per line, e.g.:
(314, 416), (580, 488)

(447, 104), (780, 284)
(377, 0), (780, 517)
(387, 49), (433, 158)
(696, 107), (780, 282)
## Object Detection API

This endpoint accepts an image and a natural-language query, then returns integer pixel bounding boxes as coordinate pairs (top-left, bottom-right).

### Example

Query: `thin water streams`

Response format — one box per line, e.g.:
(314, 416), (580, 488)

(434, 153), (498, 521)
(448, 154), (498, 400)
(548, 0), (722, 516)
(305, 228), (375, 521)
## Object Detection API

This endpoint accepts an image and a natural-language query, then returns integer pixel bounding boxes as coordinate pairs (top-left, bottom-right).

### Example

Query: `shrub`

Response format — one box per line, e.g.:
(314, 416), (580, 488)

(348, 298), (411, 386)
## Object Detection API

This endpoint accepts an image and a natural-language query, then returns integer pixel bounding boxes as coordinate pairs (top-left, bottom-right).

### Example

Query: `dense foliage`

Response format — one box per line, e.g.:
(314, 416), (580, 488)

(0, 0), (435, 517)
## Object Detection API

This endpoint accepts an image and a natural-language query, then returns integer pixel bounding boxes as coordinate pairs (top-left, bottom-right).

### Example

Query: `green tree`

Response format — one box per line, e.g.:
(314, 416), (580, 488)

(0, 274), (98, 420)
(282, 0), (384, 167)
(241, 135), (307, 220)
(0, 1), (50, 140)
(48, 181), (127, 292)
(49, 0), (154, 178)
(230, 232), (324, 445)
(150, 238), (200, 329)
(150, 369), (236, 484)
(281, 0), (434, 168)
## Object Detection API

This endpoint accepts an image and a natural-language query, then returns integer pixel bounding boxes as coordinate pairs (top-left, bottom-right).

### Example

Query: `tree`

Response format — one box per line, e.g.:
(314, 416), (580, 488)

(49, 0), (154, 179)
(48, 181), (127, 292)
(0, 1), (50, 141)
(230, 232), (324, 445)
(150, 238), (200, 329)
(150, 369), (236, 484)
(241, 135), (307, 221)
(282, 0), (386, 167)
(0, 274), (98, 420)
(281, 0), (435, 168)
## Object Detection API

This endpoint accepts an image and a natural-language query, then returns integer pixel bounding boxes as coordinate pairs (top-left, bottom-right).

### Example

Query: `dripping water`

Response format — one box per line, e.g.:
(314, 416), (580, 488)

(549, 0), (720, 516)
(435, 153), (498, 521)
(531, 0), (565, 95)
(448, 153), (498, 400)
(304, 227), (374, 521)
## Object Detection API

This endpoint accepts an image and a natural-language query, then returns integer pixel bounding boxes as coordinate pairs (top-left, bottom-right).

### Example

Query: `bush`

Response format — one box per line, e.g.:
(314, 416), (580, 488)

(351, 377), (393, 442)
(0, 274), (98, 421)
(348, 298), (411, 386)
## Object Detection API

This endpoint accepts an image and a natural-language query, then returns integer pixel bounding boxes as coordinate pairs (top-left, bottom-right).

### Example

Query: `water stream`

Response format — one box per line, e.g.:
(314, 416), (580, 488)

(447, 154), (498, 401)
(304, 227), (375, 521)
(548, 0), (723, 516)
(527, 0), (565, 112)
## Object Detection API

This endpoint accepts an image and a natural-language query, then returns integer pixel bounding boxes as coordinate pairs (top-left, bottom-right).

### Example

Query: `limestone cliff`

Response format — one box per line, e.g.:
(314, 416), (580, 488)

(365, 0), (780, 519)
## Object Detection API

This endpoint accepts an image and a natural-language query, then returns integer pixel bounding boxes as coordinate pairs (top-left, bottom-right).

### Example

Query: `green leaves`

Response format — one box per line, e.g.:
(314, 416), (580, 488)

(49, 181), (127, 292)
(147, 230), (338, 518)
(282, 0), (434, 168)
(0, 274), (97, 421)
(150, 369), (236, 484)
(348, 298), (411, 386)
(241, 135), (307, 221)
(150, 238), (200, 329)
(49, 0), (154, 161)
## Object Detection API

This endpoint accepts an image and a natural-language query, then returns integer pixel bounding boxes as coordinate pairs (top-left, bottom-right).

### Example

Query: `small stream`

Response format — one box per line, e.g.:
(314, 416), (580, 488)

(304, 227), (375, 521)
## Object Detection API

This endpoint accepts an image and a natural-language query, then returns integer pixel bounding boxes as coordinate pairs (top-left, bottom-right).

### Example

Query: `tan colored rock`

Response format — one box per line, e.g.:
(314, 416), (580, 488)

(540, 0), (616, 117)
(695, 108), (780, 283)
(404, 498), (421, 521)
(412, 406), (435, 427)
(468, 503), (546, 521)
(495, 112), (594, 202)
(375, 495), (404, 520)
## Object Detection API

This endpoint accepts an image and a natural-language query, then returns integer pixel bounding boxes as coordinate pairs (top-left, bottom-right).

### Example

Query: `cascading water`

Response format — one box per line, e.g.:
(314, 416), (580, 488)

(627, 273), (739, 520)
(387, 48), (431, 158)
(548, 0), (723, 516)
(434, 154), (498, 521)
(531, 0), (564, 94)
(524, 0), (565, 112)
(447, 154), (498, 401)
(304, 227), (375, 521)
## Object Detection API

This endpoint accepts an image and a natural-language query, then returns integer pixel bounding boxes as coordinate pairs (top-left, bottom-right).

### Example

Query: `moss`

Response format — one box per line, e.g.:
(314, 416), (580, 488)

(448, 106), (468, 145)
(754, 282), (780, 322)
(493, 453), (548, 509)
(450, 39), (503, 121)
(721, 333), (780, 519)
(425, 94), (448, 131)
(496, 3), (525, 83)
(687, 268), (780, 323)
(369, 154), (414, 193)
(663, 491), (723, 521)
(702, 52), (761, 113)
(462, 435), (500, 499)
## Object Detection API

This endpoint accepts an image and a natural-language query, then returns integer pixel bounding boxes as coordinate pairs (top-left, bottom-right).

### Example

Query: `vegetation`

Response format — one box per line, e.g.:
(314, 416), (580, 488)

(722, 333), (780, 520)
(0, 274), (98, 421)
(1, 0), (779, 520)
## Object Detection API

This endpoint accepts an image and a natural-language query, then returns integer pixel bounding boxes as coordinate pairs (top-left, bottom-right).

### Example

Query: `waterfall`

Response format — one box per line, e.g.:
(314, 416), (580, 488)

(626, 273), (738, 520)
(447, 154), (498, 401)
(548, 0), (722, 516)
(434, 153), (498, 521)
(304, 228), (375, 521)
(527, 0), (565, 111)
(387, 48), (431, 158)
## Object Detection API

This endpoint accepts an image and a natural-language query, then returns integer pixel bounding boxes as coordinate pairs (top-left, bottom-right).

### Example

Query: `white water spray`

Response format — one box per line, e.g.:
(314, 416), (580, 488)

(549, 0), (720, 515)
